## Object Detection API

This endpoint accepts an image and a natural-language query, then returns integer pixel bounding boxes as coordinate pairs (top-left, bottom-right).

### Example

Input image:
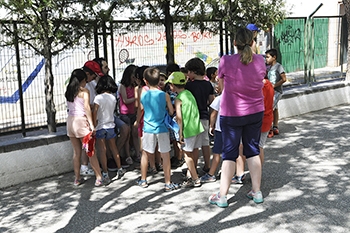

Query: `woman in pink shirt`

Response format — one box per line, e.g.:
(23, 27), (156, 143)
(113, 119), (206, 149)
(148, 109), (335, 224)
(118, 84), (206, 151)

(209, 28), (266, 207)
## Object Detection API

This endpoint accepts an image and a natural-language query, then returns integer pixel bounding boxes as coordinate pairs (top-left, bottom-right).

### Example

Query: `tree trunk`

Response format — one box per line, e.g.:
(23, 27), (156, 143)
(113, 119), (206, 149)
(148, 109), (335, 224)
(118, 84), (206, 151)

(164, 1), (175, 64)
(44, 53), (57, 132)
(343, 0), (350, 81)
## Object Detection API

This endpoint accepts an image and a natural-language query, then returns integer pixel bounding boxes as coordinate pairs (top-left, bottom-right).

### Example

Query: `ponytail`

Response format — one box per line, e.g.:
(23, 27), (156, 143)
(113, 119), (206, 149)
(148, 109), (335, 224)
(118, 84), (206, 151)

(65, 69), (87, 102)
(235, 28), (254, 65)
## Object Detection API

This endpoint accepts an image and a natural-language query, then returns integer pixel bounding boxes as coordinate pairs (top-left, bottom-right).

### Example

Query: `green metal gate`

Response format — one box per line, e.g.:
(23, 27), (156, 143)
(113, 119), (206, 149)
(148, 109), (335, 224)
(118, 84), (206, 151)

(273, 18), (305, 73)
(313, 18), (329, 68)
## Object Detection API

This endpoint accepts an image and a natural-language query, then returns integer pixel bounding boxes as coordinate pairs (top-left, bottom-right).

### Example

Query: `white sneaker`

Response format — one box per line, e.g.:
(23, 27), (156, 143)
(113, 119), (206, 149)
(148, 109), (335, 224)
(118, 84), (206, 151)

(80, 168), (95, 176)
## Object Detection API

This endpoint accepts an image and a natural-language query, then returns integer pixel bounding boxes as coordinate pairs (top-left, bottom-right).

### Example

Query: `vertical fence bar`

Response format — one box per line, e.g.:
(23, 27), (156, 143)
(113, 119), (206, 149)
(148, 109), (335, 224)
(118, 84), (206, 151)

(94, 21), (99, 59)
(13, 22), (26, 137)
(110, 22), (116, 79)
(219, 20), (223, 57)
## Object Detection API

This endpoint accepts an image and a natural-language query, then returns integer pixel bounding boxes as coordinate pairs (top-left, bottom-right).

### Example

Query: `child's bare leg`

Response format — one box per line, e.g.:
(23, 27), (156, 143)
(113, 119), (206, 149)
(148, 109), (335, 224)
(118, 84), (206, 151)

(108, 138), (122, 169)
(89, 155), (102, 180)
(116, 124), (129, 154)
(141, 150), (149, 180)
(81, 151), (89, 166)
(202, 145), (211, 170)
(208, 153), (220, 176)
(161, 152), (171, 184)
(132, 125), (140, 158)
(192, 148), (199, 168)
(148, 154), (156, 171)
(97, 139), (108, 173)
(184, 150), (199, 180)
(70, 137), (82, 180)
(273, 109), (279, 127)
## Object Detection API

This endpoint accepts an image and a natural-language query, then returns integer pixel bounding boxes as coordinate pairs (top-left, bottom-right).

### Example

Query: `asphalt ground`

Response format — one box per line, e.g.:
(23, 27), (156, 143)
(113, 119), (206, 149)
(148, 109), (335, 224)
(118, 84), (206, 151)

(1, 104), (350, 233)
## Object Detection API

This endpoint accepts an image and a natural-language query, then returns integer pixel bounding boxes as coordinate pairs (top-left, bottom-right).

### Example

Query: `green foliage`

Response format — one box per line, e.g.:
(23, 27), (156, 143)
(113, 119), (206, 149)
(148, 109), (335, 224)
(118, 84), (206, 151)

(189, 0), (289, 35)
(110, 0), (288, 36)
(0, 0), (104, 56)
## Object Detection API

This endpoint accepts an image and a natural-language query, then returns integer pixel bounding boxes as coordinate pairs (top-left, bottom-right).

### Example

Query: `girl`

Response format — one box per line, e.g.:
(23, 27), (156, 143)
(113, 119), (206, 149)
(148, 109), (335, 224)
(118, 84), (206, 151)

(92, 75), (126, 182)
(65, 69), (103, 187)
(119, 64), (138, 165)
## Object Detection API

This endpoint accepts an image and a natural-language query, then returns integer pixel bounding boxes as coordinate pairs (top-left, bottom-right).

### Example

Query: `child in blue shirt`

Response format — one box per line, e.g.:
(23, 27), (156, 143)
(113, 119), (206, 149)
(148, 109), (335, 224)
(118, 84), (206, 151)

(135, 67), (179, 191)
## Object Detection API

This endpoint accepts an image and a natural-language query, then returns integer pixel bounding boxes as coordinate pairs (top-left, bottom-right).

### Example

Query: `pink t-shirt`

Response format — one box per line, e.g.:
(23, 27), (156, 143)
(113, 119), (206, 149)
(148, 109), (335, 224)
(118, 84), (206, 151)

(218, 54), (265, 117)
(67, 97), (85, 117)
(119, 86), (135, 114)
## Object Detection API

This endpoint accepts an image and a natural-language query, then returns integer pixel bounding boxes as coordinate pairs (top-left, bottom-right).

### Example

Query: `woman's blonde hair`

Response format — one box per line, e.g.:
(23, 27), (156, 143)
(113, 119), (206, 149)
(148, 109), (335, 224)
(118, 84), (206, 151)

(235, 28), (254, 65)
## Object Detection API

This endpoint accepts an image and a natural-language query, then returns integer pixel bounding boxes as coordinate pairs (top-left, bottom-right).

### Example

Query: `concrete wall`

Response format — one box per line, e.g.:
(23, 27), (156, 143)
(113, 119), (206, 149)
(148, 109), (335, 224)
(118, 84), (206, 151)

(1, 141), (72, 189)
(1, 81), (350, 189)
(279, 82), (350, 119)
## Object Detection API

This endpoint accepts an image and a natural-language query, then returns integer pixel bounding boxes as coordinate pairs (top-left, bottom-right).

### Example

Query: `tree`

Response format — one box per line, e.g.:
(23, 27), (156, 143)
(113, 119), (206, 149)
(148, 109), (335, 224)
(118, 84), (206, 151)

(191, 0), (288, 38)
(0, 0), (102, 132)
(112, 0), (288, 63)
(343, 0), (350, 81)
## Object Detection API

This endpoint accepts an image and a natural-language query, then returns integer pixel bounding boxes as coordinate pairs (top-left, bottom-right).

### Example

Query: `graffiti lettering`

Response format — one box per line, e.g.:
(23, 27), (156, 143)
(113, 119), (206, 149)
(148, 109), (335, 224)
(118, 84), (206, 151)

(174, 30), (187, 39)
(190, 31), (213, 42)
(116, 30), (213, 47)
(157, 32), (166, 42)
(279, 25), (301, 46)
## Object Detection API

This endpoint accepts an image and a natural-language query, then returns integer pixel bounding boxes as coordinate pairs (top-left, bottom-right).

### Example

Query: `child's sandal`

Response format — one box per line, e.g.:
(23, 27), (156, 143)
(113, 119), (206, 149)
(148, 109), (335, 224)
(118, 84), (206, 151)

(137, 179), (148, 188)
(164, 182), (180, 192)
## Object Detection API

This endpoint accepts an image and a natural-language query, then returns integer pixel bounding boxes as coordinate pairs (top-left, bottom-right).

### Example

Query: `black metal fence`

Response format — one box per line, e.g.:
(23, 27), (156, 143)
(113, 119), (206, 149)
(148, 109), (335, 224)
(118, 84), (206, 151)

(0, 20), (227, 135)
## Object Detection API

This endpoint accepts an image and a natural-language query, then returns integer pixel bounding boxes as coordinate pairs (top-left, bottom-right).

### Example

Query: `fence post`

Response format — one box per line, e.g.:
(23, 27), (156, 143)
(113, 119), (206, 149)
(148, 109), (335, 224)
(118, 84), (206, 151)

(13, 22), (26, 137)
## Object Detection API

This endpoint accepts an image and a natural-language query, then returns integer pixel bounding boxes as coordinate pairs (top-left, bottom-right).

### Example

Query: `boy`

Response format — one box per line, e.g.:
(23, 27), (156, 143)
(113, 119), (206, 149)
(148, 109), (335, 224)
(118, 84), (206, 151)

(185, 58), (215, 173)
(135, 67), (178, 191)
(201, 94), (222, 183)
(265, 48), (286, 137)
(166, 71), (204, 188)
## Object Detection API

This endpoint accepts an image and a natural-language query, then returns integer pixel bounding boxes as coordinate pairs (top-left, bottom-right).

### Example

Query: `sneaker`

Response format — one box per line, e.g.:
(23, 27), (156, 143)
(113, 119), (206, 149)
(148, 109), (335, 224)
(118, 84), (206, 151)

(116, 168), (126, 179)
(80, 168), (95, 176)
(107, 159), (118, 172)
(231, 173), (246, 184)
(102, 172), (111, 185)
(201, 173), (216, 183)
(137, 179), (148, 188)
(95, 179), (104, 187)
(273, 126), (279, 135)
(267, 129), (274, 138)
(164, 182), (180, 192)
(246, 190), (264, 204)
(209, 192), (228, 208)
(73, 178), (84, 186)
(126, 156), (133, 165)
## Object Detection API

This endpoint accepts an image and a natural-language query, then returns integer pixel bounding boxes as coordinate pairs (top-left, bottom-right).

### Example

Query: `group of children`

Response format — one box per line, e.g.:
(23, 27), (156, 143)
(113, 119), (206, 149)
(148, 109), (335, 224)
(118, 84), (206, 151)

(64, 45), (286, 203)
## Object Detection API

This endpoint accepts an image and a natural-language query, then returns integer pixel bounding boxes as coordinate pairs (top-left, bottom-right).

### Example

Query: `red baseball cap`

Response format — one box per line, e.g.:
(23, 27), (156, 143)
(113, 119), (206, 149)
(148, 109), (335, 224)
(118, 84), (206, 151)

(83, 61), (104, 77)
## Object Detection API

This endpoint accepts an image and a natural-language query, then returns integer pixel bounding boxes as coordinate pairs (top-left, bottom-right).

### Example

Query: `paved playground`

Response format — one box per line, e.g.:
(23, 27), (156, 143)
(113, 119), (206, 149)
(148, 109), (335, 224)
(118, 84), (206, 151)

(1, 104), (350, 233)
